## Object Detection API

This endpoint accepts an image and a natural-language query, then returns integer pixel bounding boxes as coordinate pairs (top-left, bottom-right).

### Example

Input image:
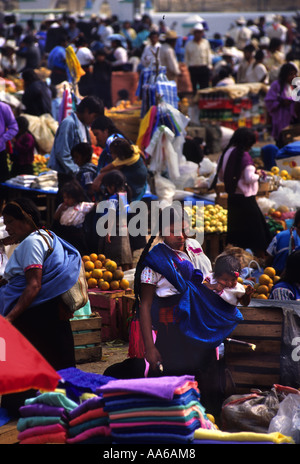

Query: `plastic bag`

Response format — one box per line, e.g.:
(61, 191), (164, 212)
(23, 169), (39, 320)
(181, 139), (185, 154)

(221, 386), (288, 433)
(153, 173), (176, 204)
(268, 393), (300, 444)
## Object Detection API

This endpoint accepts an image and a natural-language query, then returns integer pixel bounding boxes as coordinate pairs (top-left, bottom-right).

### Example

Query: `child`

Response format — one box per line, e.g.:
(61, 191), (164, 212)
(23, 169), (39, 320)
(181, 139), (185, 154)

(10, 116), (36, 177)
(52, 180), (95, 255)
(71, 142), (97, 200)
(203, 254), (254, 306)
(97, 137), (148, 202)
(97, 170), (132, 270)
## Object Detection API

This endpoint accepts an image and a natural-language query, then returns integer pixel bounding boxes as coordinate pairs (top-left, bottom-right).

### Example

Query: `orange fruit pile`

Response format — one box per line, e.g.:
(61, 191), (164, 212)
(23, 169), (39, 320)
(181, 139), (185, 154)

(252, 267), (279, 300)
(82, 253), (130, 291)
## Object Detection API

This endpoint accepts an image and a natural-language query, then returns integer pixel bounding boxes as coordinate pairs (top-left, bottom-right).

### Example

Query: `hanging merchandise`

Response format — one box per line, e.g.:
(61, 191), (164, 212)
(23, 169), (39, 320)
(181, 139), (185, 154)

(58, 85), (76, 123)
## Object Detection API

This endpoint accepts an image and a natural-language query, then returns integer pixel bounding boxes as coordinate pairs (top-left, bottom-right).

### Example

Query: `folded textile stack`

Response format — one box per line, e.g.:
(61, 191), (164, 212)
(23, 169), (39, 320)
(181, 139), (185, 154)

(67, 394), (112, 444)
(192, 428), (295, 444)
(6, 174), (37, 188)
(30, 171), (58, 190)
(97, 375), (217, 444)
(17, 391), (78, 444)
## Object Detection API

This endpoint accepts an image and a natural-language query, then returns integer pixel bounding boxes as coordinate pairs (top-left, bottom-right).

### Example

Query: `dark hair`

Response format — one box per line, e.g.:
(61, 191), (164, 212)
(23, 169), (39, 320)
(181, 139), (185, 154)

(71, 142), (93, 163)
(255, 49), (264, 61)
(278, 62), (297, 93)
(293, 209), (300, 228)
(225, 37), (235, 47)
(213, 254), (241, 278)
(22, 68), (40, 84)
(280, 250), (300, 285)
(269, 37), (282, 52)
(109, 138), (133, 160)
(76, 96), (104, 116)
(91, 115), (130, 142)
(2, 198), (41, 228)
(60, 180), (87, 203)
(102, 169), (131, 200)
(243, 44), (255, 54)
(211, 128), (256, 190)
(16, 116), (29, 133)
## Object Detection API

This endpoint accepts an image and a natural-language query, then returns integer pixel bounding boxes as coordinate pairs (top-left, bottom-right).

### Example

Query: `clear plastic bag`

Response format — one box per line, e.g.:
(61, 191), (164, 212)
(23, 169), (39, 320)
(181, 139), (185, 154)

(268, 393), (300, 444)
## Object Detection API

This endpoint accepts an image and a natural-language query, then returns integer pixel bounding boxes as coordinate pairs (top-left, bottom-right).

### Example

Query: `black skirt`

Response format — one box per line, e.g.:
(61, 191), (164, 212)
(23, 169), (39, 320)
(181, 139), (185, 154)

(227, 194), (272, 254)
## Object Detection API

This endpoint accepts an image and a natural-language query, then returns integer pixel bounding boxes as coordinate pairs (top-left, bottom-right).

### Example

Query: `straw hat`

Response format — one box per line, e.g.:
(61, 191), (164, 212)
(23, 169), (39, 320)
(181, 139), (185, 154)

(165, 30), (178, 40)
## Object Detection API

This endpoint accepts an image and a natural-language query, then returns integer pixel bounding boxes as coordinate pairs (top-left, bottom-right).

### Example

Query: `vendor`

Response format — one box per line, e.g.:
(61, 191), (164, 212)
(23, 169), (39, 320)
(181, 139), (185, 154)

(269, 249), (300, 300)
(0, 198), (81, 414)
(265, 209), (300, 275)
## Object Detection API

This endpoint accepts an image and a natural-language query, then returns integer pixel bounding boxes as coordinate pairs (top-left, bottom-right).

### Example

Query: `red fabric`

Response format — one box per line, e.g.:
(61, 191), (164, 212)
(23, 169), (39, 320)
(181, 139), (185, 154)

(0, 315), (61, 395)
(20, 431), (67, 444)
(128, 319), (145, 359)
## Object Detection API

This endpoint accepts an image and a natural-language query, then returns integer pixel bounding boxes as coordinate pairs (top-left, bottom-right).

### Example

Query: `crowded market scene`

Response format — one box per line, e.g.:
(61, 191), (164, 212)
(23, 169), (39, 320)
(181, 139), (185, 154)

(1, 0), (300, 449)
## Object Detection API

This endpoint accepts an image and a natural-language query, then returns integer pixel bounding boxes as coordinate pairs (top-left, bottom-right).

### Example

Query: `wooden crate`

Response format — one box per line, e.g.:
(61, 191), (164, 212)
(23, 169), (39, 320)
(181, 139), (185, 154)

(0, 420), (19, 444)
(88, 290), (125, 342)
(202, 233), (227, 262)
(224, 306), (283, 394)
(71, 315), (102, 364)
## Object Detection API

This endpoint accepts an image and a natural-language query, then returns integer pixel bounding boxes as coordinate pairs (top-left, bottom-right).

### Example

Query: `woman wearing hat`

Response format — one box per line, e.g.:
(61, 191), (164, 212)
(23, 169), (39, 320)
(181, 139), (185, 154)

(184, 23), (212, 93)
(159, 30), (181, 83)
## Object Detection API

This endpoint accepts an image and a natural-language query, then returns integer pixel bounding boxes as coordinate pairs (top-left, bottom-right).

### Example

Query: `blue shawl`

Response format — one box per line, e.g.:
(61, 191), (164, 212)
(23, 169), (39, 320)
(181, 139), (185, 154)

(143, 243), (243, 348)
(0, 232), (82, 317)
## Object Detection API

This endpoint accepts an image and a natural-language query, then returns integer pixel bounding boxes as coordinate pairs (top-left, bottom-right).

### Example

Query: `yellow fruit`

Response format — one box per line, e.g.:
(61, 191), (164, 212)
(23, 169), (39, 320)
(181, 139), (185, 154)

(274, 276), (280, 283)
(99, 280), (110, 291)
(87, 277), (98, 288)
(103, 271), (113, 282)
(85, 271), (92, 279)
(84, 260), (95, 271)
(82, 255), (90, 262)
(113, 269), (124, 280)
(120, 278), (130, 290)
(256, 294), (268, 299)
(259, 274), (271, 285)
(258, 285), (269, 294)
(280, 170), (289, 177)
(94, 260), (103, 269)
(89, 253), (98, 262)
(264, 267), (276, 279)
(271, 166), (280, 175)
(268, 283), (273, 291)
(105, 260), (118, 272)
(91, 269), (103, 279)
(110, 280), (120, 290)
(98, 254), (106, 262)
(237, 277), (243, 284)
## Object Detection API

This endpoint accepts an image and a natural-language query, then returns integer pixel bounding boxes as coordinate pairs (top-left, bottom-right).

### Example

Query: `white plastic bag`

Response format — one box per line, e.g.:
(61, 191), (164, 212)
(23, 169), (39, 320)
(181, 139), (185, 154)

(268, 393), (300, 444)
(154, 173), (176, 204)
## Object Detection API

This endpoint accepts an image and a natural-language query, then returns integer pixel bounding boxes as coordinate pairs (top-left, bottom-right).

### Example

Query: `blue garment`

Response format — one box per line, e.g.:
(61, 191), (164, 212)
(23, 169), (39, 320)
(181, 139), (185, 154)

(0, 232), (81, 317)
(47, 45), (66, 71)
(49, 113), (90, 175)
(261, 144), (279, 170)
(142, 244), (243, 347)
(269, 281), (300, 301)
(266, 229), (300, 274)
(96, 133), (125, 174)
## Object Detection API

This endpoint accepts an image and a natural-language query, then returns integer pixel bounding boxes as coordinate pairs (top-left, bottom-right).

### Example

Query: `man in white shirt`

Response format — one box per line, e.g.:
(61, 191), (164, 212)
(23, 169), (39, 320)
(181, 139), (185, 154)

(140, 30), (161, 68)
(184, 23), (212, 94)
(159, 30), (181, 83)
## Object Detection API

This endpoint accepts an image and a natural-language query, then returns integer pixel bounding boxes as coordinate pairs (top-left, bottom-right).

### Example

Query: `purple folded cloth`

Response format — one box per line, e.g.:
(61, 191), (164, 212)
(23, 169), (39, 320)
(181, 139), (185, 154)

(97, 376), (195, 400)
(18, 423), (67, 441)
(19, 404), (68, 421)
(69, 396), (105, 421)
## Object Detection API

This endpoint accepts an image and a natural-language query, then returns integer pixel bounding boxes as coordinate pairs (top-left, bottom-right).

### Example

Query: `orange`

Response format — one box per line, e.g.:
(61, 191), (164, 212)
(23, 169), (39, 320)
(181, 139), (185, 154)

(273, 276), (280, 283)
(264, 267), (276, 279)
(99, 280), (110, 291)
(89, 253), (98, 262)
(256, 294), (268, 299)
(105, 260), (118, 272)
(103, 271), (113, 282)
(110, 280), (120, 290)
(87, 277), (98, 288)
(94, 260), (103, 269)
(259, 274), (271, 286)
(257, 285), (269, 294)
(120, 278), (130, 290)
(84, 260), (95, 271)
(82, 255), (90, 262)
(85, 271), (92, 279)
(98, 254), (106, 262)
(113, 269), (124, 280)
(91, 269), (103, 279)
